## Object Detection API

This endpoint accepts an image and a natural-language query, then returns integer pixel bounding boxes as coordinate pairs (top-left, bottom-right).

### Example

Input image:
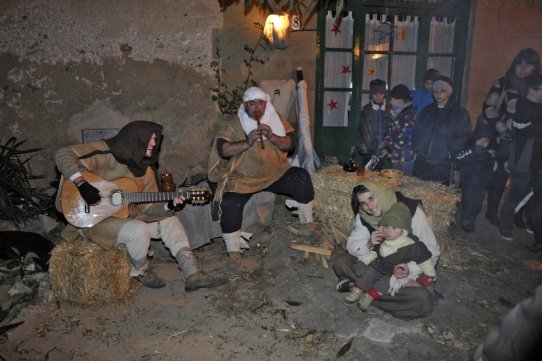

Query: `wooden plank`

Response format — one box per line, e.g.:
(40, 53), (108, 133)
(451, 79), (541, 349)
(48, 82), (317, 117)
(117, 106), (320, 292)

(289, 243), (333, 256)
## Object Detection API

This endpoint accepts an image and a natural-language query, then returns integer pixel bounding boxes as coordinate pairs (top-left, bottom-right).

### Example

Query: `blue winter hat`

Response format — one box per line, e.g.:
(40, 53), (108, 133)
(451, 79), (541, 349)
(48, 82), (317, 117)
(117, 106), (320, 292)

(369, 79), (387, 95)
(472, 122), (494, 142)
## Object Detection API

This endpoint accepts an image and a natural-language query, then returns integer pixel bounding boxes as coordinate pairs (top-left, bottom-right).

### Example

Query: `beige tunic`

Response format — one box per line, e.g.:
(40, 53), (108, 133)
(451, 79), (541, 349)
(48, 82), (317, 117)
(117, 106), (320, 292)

(55, 140), (173, 249)
(208, 114), (294, 202)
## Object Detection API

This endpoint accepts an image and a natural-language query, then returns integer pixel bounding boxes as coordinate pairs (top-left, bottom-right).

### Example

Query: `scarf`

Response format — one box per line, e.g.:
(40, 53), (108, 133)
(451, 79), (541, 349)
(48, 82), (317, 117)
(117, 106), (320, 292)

(105, 120), (163, 177)
(388, 261), (422, 296)
(357, 180), (397, 230)
(237, 101), (286, 139)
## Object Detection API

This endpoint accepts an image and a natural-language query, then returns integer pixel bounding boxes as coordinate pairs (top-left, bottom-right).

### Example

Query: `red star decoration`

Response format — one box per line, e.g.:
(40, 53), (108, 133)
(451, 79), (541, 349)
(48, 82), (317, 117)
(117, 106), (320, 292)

(331, 23), (342, 36)
(328, 100), (338, 110)
(341, 65), (351, 75)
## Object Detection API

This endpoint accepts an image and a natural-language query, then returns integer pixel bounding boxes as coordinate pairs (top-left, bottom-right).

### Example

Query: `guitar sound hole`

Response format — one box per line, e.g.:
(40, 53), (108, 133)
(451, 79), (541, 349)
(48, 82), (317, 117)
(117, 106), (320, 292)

(110, 191), (124, 206)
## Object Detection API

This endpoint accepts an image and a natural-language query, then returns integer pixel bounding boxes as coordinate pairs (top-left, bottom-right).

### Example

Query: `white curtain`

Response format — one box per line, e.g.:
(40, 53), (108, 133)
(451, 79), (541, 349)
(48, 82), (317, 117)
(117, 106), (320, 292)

(325, 11), (354, 49)
(427, 16), (455, 77)
(323, 91), (351, 127)
(393, 15), (418, 52)
(324, 51), (352, 88)
(428, 16), (455, 53)
(390, 15), (418, 89)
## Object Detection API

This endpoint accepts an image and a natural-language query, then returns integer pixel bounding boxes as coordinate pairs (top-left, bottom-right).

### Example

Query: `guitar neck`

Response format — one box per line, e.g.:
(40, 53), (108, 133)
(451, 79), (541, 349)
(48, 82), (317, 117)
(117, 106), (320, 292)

(123, 190), (191, 204)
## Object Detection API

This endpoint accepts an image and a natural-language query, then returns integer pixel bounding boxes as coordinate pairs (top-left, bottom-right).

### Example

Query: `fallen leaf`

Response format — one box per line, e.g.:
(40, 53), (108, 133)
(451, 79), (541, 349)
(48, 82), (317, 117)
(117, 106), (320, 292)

(285, 299), (302, 306)
(337, 338), (352, 358)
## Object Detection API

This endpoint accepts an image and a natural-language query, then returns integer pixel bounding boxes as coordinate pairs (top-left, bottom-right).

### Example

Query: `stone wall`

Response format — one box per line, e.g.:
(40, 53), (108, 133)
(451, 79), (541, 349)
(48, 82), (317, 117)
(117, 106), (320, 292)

(0, 0), (223, 185)
(3, 0), (541, 187)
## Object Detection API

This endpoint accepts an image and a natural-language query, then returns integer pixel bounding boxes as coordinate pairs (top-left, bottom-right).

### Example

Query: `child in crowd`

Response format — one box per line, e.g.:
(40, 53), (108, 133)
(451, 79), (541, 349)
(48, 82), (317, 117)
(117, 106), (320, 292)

(412, 68), (439, 116)
(455, 122), (495, 233)
(357, 79), (390, 170)
(344, 202), (436, 312)
(384, 84), (417, 176)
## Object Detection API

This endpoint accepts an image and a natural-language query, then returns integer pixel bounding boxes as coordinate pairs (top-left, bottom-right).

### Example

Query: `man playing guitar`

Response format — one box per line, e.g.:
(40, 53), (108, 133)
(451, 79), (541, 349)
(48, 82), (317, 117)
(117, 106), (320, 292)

(55, 120), (227, 291)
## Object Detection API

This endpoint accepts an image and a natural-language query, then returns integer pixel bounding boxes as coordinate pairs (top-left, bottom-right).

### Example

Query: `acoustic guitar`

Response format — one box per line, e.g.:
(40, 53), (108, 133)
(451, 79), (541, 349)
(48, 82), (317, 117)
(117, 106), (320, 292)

(60, 172), (211, 228)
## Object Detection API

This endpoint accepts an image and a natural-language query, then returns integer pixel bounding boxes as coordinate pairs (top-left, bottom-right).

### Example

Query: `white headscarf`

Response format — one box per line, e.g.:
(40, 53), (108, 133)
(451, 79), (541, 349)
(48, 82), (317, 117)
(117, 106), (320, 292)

(237, 87), (286, 138)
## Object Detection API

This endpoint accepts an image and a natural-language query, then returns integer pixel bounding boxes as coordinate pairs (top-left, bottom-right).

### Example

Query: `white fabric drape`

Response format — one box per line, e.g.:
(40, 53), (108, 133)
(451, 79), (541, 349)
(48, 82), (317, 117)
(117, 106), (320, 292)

(325, 11), (354, 49)
(390, 15), (418, 89)
(323, 91), (351, 127)
(324, 51), (352, 88)
(428, 16), (456, 53)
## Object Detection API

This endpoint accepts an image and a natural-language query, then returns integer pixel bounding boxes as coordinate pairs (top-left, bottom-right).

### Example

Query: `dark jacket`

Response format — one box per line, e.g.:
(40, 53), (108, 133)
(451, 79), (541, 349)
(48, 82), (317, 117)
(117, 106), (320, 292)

(413, 98), (471, 164)
(357, 100), (391, 156)
(508, 97), (542, 173)
(456, 122), (495, 188)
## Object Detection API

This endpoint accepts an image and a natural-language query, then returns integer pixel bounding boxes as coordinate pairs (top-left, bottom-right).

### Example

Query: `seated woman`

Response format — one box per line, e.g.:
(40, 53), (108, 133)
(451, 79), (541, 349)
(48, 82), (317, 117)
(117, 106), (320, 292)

(333, 181), (440, 320)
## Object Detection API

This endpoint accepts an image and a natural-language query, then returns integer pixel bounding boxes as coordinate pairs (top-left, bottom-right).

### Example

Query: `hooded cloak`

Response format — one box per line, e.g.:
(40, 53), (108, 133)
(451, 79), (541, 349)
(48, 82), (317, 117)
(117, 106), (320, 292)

(105, 121), (163, 177)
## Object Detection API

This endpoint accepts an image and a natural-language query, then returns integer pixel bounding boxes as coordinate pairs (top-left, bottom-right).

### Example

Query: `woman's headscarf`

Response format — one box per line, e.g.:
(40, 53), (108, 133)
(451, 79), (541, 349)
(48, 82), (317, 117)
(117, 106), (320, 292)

(105, 120), (163, 177)
(356, 180), (397, 230)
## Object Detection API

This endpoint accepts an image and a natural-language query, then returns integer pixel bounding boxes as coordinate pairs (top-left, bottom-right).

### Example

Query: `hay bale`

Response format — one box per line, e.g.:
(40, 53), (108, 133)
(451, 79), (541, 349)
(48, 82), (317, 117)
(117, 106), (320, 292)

(312, 165), (458, 253)
(49, 238), (134, 304)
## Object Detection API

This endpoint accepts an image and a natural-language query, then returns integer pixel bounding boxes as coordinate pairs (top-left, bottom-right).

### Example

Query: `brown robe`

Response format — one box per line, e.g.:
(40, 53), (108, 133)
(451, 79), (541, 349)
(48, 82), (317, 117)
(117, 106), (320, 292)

(208, 113), (294, 203)
(55, 140), (173, 249)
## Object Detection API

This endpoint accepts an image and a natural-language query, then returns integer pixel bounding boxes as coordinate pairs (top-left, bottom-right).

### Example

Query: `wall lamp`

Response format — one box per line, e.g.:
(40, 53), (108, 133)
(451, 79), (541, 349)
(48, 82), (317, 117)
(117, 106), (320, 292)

(263, 14), (291, 49)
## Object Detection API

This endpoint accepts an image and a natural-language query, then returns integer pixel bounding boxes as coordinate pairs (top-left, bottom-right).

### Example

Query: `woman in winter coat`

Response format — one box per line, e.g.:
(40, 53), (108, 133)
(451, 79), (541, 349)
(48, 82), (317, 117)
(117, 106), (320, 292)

(413, 75), (471, 186)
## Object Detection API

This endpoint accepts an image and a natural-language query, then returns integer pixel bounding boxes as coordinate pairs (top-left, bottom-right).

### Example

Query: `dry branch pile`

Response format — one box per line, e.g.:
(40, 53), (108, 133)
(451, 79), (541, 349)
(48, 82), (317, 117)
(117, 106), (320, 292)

(312, 165), (458, 254)
(49, 239), (134, 304)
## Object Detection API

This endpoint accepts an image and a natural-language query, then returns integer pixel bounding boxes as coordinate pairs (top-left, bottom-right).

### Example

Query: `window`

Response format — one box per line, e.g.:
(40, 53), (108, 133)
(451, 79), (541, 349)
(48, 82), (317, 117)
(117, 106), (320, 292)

(314, 0), (471, 161)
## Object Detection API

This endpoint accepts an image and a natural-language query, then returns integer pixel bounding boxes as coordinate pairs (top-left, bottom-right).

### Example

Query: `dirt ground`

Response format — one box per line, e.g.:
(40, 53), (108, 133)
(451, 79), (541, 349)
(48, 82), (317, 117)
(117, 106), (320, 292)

(1, 195), (541, 361)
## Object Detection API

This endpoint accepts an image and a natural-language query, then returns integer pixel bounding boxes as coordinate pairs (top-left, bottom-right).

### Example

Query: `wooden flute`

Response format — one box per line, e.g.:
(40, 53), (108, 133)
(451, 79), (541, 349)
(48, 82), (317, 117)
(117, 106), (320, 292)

(255, 112), (265, 149)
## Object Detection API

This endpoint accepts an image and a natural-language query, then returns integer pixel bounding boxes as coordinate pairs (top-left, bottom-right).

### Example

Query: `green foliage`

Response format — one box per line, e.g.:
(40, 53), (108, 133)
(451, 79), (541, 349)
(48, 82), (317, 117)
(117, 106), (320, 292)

(210, 24), (269, 114)
(0, 137), (51, 225)
(0, 247), (43, 280)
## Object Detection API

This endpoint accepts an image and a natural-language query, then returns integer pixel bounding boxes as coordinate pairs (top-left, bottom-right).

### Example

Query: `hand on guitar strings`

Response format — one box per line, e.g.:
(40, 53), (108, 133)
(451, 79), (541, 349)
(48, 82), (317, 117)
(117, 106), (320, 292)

(77, 180), (102, 205)
(167, 195), (186, 211)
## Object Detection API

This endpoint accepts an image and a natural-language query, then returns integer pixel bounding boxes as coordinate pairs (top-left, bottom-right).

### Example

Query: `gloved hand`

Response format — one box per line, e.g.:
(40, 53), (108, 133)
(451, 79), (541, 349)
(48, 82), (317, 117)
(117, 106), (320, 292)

(77, 181), (101, 205)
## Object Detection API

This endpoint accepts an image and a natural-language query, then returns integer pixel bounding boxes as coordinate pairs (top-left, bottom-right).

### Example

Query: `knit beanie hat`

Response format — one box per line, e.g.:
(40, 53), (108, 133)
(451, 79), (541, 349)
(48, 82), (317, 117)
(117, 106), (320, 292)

(379, 202), (412, 234)
(432, 75), (454, 93)
(472, 122), (494, 142)
(423, 68), (440, 82)
(389, 84), (412, 101)
(369, 79), (387, 95)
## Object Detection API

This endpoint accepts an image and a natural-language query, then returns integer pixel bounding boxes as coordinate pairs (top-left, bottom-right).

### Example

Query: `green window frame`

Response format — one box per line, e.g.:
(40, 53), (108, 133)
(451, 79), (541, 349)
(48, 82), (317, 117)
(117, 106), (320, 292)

(314, 0), (472, 162)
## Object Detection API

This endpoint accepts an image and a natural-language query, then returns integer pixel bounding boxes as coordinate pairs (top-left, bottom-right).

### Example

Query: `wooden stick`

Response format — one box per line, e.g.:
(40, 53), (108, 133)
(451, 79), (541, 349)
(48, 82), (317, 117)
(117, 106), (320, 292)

(255, 112), (265, 149)
(289, 243), (333, 256)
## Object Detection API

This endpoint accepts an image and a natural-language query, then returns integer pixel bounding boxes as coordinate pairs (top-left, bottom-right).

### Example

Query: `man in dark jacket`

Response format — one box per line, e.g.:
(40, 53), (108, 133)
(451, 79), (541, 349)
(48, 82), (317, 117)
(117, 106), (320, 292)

(413, 75), (472, 186)
(456, 122), (495, 232)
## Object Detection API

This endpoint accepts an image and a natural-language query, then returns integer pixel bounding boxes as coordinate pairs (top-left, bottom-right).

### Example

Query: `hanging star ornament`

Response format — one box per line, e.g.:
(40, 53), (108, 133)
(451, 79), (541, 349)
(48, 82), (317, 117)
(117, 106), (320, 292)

(341, 65), (351, 75)
(399, 28), (407, 40)
(328, 99), (338, 110)
(331, 23), (342, 36)
(368, 67), (377, 76)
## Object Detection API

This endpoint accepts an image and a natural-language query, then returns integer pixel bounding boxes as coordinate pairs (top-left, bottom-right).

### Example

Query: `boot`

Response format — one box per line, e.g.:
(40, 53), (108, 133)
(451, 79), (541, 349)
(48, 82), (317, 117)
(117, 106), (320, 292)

(184, 271), (228, 292)
(134, 270), (166, 288)
(344, 287), (364, 303)
(514, 211), (526, 229)
(130, 257), (166, 288)
(223, 231), (243, 253)
(357, 293), (374, 312)
(485, 209), (499, 226)
(175, 249), (199, 278)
